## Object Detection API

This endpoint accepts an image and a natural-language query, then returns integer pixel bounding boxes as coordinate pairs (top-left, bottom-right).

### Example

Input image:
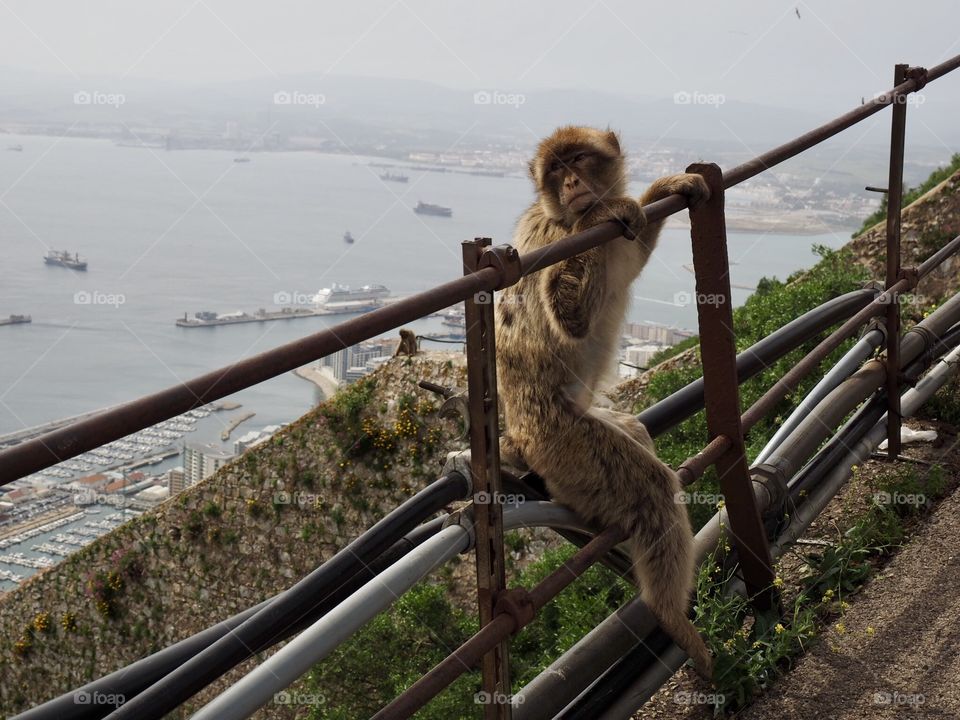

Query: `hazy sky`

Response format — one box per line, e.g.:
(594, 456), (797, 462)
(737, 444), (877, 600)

(1, 0), (959, 108)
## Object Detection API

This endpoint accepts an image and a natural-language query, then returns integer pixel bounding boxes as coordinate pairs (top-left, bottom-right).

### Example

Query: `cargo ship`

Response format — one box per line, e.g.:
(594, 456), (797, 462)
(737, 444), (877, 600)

(0, 315), (31, 326)
(414, 201), (452, 217)
(44, 250), (87, 271)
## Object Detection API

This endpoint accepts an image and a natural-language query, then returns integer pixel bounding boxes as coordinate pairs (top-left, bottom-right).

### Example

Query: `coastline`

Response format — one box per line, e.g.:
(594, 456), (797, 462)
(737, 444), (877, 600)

(293, 364), (340, 400)
(665, 214), (859, 236)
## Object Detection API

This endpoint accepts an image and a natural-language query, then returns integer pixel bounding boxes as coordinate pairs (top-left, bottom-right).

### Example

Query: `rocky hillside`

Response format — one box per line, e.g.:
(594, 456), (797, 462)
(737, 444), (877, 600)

(0, 352), (472, 717)
(848, 167), (960, 309)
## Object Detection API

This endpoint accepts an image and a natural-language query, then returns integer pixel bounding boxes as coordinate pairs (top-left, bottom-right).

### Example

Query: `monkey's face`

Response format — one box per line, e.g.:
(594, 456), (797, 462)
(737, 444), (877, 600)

(531, 126), (626, 225)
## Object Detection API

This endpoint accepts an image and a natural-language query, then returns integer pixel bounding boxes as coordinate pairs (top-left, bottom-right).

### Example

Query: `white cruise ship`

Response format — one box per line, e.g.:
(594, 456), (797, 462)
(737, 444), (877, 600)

(312, 284), (390, 311)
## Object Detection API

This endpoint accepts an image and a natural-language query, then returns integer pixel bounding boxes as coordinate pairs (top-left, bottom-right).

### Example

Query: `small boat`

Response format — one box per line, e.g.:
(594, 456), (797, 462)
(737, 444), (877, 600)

(233, 157), (251, 163)
(380, 172), (409, 183)
(7, 144), (23, 152)
(44, 250), (87, 271)
(0, 315), (31, 326)
(343, 231), (355, 244)
(414, 201), (452, 218)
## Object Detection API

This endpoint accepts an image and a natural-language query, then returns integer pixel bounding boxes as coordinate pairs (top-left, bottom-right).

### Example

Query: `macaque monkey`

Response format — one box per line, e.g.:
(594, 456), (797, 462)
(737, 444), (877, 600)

(394, 328), (419, 357)
(495, 126), (713, 677)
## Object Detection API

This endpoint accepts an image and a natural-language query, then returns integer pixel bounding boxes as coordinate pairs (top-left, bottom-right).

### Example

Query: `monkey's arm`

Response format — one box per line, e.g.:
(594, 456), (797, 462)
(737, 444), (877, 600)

(539, 248), (606, 339)
(636, 173), (711, 260)
(537, 196), (640, 339)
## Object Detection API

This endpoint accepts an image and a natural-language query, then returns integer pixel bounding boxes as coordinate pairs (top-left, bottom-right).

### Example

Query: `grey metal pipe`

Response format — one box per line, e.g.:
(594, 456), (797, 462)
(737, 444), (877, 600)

(763, 291), (960, 481)
(189, 501), (591, 720)
(773, 343), (960, 556)
(601, 343), (960, 720)
(754, 329), (884, 465)
(189, 524), (471, 720)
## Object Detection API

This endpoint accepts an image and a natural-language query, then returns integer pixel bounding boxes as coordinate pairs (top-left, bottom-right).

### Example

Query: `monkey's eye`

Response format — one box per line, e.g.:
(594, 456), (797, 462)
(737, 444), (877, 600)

(572, 152), (588, 164)
(548, 160), (562, 173)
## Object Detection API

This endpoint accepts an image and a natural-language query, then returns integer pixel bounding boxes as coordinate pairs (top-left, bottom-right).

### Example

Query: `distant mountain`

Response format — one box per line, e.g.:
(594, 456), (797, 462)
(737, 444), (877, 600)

(1, 66), (956, 160)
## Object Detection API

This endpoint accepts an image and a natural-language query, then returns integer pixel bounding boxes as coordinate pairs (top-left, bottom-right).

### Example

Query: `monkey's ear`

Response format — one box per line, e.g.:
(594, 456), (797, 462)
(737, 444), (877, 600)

(528, 158), (538, 181)
(605, 130), (621, 156)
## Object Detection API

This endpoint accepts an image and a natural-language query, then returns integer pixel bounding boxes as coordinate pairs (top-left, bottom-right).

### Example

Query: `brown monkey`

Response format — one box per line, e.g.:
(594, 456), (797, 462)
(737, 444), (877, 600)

(393, 328), (419, 357)
(495, 126), (713, 677)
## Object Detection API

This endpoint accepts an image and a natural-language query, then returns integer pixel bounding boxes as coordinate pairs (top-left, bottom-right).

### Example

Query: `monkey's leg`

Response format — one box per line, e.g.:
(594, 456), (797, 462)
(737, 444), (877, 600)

(499, 433), (530, 472)
(524, 406), (713, 679)
(589, 407), (656, 452)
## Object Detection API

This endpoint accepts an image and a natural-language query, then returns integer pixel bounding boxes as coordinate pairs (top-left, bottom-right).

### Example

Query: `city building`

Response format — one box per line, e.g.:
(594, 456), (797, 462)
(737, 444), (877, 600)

(319, 339), (396, 384)
(622, 344), (666, 375)
(134, 485), (170, 506)
(166, 467), (186, 495)
(233, 425), (285, 455)
(624, 322), (695, 346)
(184, 443), (235, 485)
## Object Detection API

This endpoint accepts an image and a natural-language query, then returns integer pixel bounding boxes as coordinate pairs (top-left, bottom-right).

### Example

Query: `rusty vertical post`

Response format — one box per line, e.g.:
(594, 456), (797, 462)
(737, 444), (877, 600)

(884, 64), (909, 459)
(686, 163), (775, 608)
(462, 238), (511, 719)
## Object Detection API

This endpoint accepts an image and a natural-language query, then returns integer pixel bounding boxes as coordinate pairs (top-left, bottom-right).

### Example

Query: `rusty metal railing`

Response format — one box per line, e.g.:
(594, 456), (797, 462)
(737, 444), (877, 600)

(3, 52), (960, 720)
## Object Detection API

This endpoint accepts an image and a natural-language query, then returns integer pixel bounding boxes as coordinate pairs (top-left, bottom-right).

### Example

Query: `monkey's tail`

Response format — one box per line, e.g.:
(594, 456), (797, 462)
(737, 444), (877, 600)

(520, 403), (713, 679)
(635, 539), (714, 680)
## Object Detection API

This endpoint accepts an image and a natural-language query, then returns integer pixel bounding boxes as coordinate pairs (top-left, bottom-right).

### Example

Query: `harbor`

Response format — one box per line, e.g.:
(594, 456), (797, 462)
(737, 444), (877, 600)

(177, 284), (393, 328)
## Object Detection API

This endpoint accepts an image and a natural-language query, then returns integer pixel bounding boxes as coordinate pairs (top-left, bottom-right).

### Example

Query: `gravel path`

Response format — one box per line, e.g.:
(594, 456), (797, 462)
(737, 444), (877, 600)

(737, 482), (960, 720)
